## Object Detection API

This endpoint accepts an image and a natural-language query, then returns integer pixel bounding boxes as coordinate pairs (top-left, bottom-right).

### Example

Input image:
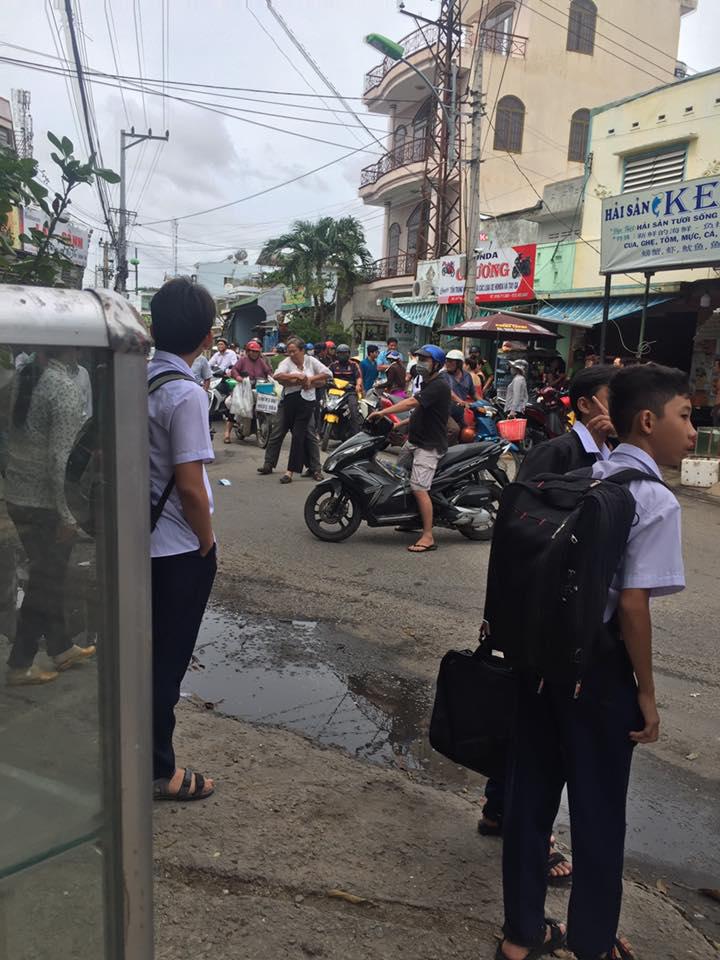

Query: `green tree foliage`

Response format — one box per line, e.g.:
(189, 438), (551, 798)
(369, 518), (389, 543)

(0, 132), (120, 286)
(259, 216), (372, 339)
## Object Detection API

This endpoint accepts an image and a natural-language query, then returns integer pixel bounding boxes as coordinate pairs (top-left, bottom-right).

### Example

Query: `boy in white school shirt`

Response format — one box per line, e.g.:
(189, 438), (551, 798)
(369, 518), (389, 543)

(498, 364), (697, 960)
(148, 277), (217, 802)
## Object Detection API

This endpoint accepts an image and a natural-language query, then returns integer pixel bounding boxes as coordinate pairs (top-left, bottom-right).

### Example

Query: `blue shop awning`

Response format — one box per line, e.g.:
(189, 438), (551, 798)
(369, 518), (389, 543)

(536, 295), (674, 329)
(382, 296), (439, 328)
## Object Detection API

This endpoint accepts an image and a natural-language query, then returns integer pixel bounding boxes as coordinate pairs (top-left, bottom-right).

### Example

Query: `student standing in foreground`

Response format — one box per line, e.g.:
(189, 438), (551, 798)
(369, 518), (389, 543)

(368, 345), (450, 553)
(497, 364), (696, 960)
(480, 366), (617, 885)
(149, 278), (218, 802)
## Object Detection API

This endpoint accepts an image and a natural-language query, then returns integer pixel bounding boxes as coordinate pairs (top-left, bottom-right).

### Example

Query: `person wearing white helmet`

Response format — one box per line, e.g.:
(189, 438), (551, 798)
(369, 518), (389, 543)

(505, 358), (529, 418)
(444, 348), (478, 431)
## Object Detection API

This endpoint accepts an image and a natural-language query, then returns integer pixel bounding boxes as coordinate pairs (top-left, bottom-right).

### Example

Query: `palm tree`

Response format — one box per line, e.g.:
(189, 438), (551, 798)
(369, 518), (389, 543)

(259, 216), (371, 339)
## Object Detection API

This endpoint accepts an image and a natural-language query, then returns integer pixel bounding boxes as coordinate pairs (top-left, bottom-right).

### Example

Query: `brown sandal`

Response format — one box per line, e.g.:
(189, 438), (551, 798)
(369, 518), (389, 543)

(153, 767), (214, 802)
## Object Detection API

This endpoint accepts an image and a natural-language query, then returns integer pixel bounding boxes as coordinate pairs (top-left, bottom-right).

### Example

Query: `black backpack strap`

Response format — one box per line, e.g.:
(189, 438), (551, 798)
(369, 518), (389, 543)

(149, 370), (198, 531)
(601, 468), (668, 489)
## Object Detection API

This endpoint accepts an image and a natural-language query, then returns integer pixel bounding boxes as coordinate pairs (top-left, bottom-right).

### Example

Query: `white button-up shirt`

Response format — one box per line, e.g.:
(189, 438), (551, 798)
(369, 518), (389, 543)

(148, 351), (215, 558)
(276, 354), (333, 401)
(592, 443), (685, 620)
(209, 349), (238, 373)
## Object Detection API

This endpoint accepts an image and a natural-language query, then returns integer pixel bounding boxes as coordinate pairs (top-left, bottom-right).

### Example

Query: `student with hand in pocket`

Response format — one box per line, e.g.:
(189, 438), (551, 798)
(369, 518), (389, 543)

(148, 277), (218, 802)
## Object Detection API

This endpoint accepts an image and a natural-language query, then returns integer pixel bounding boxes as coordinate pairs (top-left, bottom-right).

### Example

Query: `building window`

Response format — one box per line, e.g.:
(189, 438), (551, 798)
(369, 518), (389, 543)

(387, 222), (400, 262)
(568, 108), (590, 162)
(0, 126), (14, 148)
(394, 124), (407, 152)
(413, 99), (432, 146)
(483, 2), (516, 53)
(567, 0), (596, 55)
(622, 144), (688, 192)
(406, 203), (428, 256)
(494, 96), (525, 153)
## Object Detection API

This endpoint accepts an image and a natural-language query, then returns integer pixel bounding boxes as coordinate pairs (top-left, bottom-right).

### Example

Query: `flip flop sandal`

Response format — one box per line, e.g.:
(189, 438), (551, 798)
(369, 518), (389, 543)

(477, 817), (503, 837)
(223, 438), (232, 444)
(408, 543), (437, 553)
(495, 918), (566, 960)
(547, 850), (573, 887)
(153, 767), (214, 802)
(279, 475), (293, 484)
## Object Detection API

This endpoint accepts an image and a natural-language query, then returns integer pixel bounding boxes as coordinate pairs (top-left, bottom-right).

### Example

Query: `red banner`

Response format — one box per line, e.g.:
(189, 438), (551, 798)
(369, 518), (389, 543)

(475, 243), (536, 303)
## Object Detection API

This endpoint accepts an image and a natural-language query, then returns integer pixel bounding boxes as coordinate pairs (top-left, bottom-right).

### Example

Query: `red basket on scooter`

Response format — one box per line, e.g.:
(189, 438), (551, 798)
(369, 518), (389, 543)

(497, 418), (527, 442)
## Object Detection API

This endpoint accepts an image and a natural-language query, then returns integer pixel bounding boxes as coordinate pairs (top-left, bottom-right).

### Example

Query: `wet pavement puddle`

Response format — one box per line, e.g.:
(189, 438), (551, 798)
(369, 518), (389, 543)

(186, 605), (720, 898)
(185, 605), (469, 787)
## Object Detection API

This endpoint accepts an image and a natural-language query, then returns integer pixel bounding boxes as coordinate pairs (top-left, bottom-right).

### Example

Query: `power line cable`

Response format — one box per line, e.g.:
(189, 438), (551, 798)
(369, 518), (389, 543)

(533, 0), (696, 75)
(103, 0), (131, 125)
(132, 0), (149, 125)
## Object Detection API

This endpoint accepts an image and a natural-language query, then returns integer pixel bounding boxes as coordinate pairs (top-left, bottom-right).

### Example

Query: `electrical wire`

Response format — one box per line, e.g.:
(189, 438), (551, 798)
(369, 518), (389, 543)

(103, 0), (131, 125)
(61, 0), (117, 244)
(533, 0), (696, 76)
(132, 0), (149, 125)
(44, 1), (88, 155)
(480, 0), (525, 156)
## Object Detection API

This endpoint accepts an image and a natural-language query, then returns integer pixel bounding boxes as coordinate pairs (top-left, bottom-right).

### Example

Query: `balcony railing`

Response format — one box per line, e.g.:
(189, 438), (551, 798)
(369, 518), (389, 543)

(480, 27), (528, 58)
(360, 138), (430, 189)
(363, 24), (527, 95)
(369, 253), (418, 281)
(364, 24), (440, 94)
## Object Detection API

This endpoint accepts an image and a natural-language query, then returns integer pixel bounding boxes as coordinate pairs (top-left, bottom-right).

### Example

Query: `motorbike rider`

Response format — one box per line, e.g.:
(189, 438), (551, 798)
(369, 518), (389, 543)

(329, 344), (363, 435)
(444, 349), (478, 431)
(504, 359), (529, 418)
(306, 342), (315, 357)
(209, 337), (238, 373)
(384, 350), (407, 397)
(270, 342), (287, 373)
(223, 341), (275, 443)
(368, 345), (450, 554)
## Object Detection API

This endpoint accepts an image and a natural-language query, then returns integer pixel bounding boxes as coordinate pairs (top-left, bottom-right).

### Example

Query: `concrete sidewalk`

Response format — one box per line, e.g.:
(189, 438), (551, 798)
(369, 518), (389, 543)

(153, 704), (717, 960)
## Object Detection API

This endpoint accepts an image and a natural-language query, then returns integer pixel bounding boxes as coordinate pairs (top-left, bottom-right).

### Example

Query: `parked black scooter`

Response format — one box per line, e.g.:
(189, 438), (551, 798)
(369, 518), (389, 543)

(304, 418), (510, 543)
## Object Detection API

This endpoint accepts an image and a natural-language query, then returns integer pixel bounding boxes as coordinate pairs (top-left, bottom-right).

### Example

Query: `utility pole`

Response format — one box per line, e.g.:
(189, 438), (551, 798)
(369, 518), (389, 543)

(99, 238), (112, 288)
(117, 126), (169, 293)
(171, 219), (178, 277)
(463, 18), (485, 321)
(131, 247), (140, 294)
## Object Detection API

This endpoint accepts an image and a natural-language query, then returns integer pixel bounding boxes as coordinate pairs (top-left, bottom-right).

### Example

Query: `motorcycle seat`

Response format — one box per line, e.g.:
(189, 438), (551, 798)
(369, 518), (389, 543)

(436, 442), (493, 470)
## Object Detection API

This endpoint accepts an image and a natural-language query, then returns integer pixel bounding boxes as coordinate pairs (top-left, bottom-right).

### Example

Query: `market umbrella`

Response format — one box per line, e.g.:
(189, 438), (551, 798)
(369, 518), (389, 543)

(438, 311), (559, 338)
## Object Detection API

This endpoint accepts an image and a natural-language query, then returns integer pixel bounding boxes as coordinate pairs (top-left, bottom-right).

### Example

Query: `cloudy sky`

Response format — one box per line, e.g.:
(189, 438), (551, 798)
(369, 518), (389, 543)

(0, 0), (717, 286)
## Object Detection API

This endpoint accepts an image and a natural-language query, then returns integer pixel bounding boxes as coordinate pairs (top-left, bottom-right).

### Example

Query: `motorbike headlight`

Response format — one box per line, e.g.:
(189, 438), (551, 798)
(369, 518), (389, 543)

(326, 396), (341, 410)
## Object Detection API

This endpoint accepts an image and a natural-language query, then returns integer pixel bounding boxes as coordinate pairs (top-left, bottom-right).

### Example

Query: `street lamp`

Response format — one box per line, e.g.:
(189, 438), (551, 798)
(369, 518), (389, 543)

(364, 32), (456, 162)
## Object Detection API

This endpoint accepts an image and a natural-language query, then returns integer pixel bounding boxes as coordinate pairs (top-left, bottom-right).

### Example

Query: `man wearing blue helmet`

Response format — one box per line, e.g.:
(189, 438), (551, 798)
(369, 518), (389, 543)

(368, 344), (450, 553)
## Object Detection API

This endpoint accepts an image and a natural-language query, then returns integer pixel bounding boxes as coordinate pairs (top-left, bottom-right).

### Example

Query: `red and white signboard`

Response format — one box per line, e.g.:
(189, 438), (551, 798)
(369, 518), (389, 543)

(474, 242), (536, 303)
(437, 254), (466, 304)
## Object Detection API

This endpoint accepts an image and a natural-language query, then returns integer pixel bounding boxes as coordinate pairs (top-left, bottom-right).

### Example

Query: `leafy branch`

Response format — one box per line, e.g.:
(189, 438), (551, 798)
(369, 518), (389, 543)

(0, 131), (120, 286)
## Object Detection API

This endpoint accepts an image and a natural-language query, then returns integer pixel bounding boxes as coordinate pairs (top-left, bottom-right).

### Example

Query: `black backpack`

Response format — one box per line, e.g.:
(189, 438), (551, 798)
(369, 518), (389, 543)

(482, 468), (665, 686)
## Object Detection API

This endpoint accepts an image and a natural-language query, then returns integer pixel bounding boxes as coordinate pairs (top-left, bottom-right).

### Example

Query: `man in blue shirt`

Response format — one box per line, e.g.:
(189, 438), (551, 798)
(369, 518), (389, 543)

(360, 344), (379, 393)
(378, 337), (404, 372)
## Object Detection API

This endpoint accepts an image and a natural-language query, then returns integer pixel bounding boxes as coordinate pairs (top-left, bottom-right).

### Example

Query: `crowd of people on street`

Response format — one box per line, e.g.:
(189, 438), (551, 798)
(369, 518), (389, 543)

(1, 274), (701, 960)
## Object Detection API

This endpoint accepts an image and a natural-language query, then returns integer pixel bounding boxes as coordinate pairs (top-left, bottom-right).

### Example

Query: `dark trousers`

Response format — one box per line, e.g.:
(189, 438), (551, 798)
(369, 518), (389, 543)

(152, 546), (217, 780)
(263, 393), (316, 473)
(502, 649), (642, 958)
(7, 504), (74, 669)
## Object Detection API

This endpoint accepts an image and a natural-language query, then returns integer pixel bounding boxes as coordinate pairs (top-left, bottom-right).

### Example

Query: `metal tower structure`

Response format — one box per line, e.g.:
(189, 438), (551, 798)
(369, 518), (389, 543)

(11, 89), (33, 159)
(418, 0), (463, 260)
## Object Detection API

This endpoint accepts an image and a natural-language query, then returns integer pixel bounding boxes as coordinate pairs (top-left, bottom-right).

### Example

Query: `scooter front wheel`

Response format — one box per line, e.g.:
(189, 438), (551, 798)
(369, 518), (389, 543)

(256, 413), (271, 448)
(304, 486), (362, 542)
(320, 421), (333, 452)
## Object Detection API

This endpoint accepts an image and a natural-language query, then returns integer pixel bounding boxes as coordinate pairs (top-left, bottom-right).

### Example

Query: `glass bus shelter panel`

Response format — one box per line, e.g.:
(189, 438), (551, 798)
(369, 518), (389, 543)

(0, 840), (105, 958)
(0, 344), (115, 943)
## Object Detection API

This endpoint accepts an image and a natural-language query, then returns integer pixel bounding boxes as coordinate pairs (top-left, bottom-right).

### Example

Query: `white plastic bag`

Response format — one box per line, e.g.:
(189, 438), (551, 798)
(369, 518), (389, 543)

(227, 378), (254, 418)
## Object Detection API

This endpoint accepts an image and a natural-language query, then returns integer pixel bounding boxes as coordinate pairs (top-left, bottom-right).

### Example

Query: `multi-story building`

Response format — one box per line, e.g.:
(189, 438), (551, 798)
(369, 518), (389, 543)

(0, 97), (15, 151)
(349, 0), (698, 347)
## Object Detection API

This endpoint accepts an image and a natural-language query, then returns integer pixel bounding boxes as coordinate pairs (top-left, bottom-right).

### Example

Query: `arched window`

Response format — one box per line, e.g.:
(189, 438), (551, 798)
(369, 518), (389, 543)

(412, 99), (433, 158)
(568, 108), (590, 163)
(387, 222), (401, 262)
(567, 0), (596, 55)
(394, 124), (407, 152)
(406, 203), (428, 256)
(483, 2), (515, 53)
(494, 95), (525, 153)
